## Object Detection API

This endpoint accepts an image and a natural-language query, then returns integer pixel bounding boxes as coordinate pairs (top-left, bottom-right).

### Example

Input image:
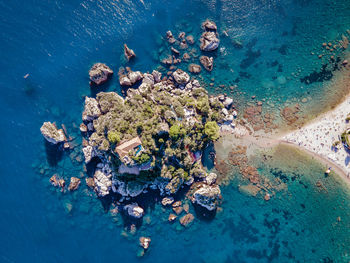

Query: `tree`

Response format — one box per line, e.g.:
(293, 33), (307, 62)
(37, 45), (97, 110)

(169, 124), (185, 140)
(204, 121), (219, 141)
(107, 131), (120, 144)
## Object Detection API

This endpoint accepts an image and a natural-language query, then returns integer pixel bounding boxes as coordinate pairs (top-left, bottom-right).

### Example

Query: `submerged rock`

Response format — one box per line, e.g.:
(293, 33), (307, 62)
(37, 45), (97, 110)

(192, 184), (221, 211)
(40, 122), (66, 144)
(180, 213), (194, 227)
(85, 177), (95, 189)
(50, 174), (65, 188)
(188, 64), (201, 74)
(200, 32), (220, 51)
(124, 44), (136, 61)
(68, 177), (81, 191)
(124, 203), (144, 219)
(200, 56), (214, 71)
(89, 63), (113, 86)
(168, 213), (177, 222)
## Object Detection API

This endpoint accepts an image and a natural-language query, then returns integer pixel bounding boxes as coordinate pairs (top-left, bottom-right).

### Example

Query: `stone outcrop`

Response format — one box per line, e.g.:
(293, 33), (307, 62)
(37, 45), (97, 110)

(188, 64), (201, 74)
(124, 203), (144, 219)
(205, 172), (217, 185)
(119, 70), (143, 86)
(139, 237), (151, 250)
(202, 19), (217, 31)
(161, 197), (174, 206)
(50, 174), (65, 188)
(192, 184), (221, 211)
(89, 63), (113, 86)
(40, 122), (66, 144)
(172, 69), (190, 86)
(200, 31), (220, 51)
(180, 213), (194, 227)
(200, 56), (214, 71)
(166, 31), (176, 44)
(85, 177), (95, 189)
(82, 97), (101, 122)
(93, 169), (112, 197)
(82, 145), (94, 163)
(124, 44), (136, 61)
(68, 177), (81, 191)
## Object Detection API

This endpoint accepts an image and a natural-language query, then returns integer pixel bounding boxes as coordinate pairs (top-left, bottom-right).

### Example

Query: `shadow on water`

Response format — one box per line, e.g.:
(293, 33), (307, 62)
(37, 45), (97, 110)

(44, 140), (63, 166)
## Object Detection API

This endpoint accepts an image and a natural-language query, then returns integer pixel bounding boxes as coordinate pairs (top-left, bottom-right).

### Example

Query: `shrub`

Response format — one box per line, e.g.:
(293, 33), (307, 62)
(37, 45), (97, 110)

(204, 121), (220, 141)
(107, 131), (120, 144)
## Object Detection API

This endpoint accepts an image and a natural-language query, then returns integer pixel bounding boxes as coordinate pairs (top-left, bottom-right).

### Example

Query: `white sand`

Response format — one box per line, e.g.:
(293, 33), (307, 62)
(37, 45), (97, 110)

(282, 96), (350, 175)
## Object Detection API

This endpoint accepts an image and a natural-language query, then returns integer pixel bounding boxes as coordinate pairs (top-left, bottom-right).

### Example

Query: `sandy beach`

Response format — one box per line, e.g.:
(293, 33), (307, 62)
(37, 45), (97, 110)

(282, 95), (350, 178)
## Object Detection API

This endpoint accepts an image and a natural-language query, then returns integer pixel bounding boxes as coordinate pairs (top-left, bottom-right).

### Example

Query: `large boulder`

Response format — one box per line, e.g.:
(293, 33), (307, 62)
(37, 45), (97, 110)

(192, 184), (221, 211)
(82, 97), (101, 122)
(93, 169), (112, 197)
(40, 122), (66, 144)
(119, 70), (143, 86)
(200, 56), (214, 71)
(124, 203), (144, 219)
(172, 69), (190, 85)
(139, 237), (151, 250)
(205, 172), (217, 185)
(200, 32), (220, 51)
(68, 177), (81, 191)
(124, 44), (136, 61)
(89, 63), (113, 86)
(202, 19), (217, 31)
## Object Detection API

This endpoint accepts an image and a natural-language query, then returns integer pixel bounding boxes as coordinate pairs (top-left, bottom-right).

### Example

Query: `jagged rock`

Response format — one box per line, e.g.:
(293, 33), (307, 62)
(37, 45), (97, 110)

(188, 64), (201, 74)
(200, 56), (214, 71)
(119, 71), (143, 86)
(172, 201), (182, 207)
(178, 32), (186, 39)
(192, 184), (221, 211)
(171, 47), (180, 55)
(161, 197), (174, 206)
(205, 173), (217, 185)
(93, 169), (112, 197)
(82, 145), (94, 163)
(180, 213), (194, 227)
(40, 122), (66, 144)
(50, 174), (65, 188)
(68, 177), (81, 191)
(168, 213), (177, 222)
(124, 203), (144, 219)
(82, 97), (101, 121)
(142, 73), (154, 85)
(200, 32), (220, 51)
(202, 19), (217, 31)
(186, 35), (194, 45)
(79, 123), (87, 133)
(166, 30), (176, 44)
(223, 97), (233, 108)
(124, 44), (136, 61)
(173, 206), (183, 215)
(85, 177), (95, 189)
(139, 237), (151, 250)
(152, 70), (162, 83)
(89, 63), (113, 86)
(172, 69), (190, 85)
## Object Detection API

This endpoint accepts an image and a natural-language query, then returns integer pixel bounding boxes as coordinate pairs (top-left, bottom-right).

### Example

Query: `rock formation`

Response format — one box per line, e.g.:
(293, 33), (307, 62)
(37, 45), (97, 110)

(40, 122), (66, 144)
(124, 44), (136, 61)
(89, 63), (113, 86)
(200, 56), (214, 71)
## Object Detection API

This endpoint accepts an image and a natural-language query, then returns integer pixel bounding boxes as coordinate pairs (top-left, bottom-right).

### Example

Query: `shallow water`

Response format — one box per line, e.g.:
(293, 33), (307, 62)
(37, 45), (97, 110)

(1, 0), (350, 262)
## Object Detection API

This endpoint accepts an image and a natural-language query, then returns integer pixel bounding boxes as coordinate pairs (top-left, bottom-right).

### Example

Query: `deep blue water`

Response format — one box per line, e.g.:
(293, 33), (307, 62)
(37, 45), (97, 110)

(1, 0), (350, 262)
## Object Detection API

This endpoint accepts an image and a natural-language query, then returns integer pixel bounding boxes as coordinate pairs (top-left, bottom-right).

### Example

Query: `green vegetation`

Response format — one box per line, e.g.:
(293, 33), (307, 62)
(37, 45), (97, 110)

(204, 121), (220, 141)
(341, 130), (350, 148)
(107, 131), (120, 144)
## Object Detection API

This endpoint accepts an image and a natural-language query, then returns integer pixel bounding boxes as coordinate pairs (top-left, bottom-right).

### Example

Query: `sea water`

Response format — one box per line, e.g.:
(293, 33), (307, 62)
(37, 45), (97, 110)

(1, 0), (350, 262)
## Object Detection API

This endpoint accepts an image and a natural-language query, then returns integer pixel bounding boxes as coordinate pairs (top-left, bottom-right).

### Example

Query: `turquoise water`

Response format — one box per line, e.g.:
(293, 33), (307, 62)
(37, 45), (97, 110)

(1, 0), (350, 262)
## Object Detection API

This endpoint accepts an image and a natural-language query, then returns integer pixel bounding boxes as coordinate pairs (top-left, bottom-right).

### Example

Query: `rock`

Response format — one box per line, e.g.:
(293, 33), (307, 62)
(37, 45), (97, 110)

(178, 32), (186, 39)
(168, 213), (177, 222)
(124, 44), (136, 61)
(200, 32), (220, 51)
(171, 47), (180, 55)
(142, 73), (155, 85)
(188, 64), (201, 74)
(93, 169), (112, 197)
(192, 184), (221, 211)
(183, 203), (190, 213)
(186, 35), (194, 45)
(202, 19), (217, 31)
(85, 177), (95, 189)
(173, 206), (183, 215)
(172, 201), (182, 207)
(161, 197), (174, 206)
(119, 70), (143, 86)
(180, 213), (194, 227)
(82, 145), (94, 163)
(205, 173), (217, 185)
(172, 69), (190, 85)
(40, 122), (66, 144)
(124, 203), (144, 219)
(82, 97), (101, 121)
(139, 237), (151, 250)
(264, 193), (271, 201)
(222, 108), (229, 115)
(223, 97), (233, 108)
(166, 30), (176, 44)
(68, 177), (81, 191)
(200, 56), (214, 71)
(182, 53), (190, 61)
(89, 63), (113, 86)
(79, 123), (87, 133)
(50, 174), (65, 188)
(152, 70), (162, 83)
